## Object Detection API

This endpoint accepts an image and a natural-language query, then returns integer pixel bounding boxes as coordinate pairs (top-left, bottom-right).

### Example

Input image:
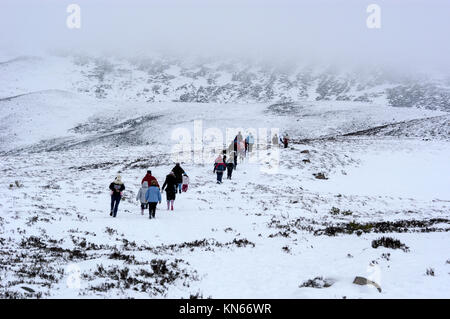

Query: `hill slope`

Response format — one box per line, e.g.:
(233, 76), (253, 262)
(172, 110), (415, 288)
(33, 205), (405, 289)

(1, 54), (450, 111)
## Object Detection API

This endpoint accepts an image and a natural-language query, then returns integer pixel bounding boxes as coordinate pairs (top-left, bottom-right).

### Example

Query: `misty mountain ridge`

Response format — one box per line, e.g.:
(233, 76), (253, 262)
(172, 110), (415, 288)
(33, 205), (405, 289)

(1, 54), (449, 112)
(76, 55), (450, 111)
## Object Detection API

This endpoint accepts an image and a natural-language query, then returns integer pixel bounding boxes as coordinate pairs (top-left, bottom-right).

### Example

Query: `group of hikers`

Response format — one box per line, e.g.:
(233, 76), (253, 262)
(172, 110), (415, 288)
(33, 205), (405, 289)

(212, 131), (250, 184)
(213, 131), (289, 184)
(108, 163), (189, 219)
(273, 132), (290, 149)
(108, 131), (290, 218)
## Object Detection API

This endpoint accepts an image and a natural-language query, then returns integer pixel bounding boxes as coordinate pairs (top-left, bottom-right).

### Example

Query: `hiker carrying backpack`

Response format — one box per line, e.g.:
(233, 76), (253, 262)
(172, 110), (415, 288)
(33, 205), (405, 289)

(214, 158), (227, 184)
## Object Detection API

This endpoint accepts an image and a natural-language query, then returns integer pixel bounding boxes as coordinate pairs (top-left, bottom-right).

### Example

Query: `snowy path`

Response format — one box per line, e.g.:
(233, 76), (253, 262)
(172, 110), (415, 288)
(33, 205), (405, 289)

(1, 137), (449, 298)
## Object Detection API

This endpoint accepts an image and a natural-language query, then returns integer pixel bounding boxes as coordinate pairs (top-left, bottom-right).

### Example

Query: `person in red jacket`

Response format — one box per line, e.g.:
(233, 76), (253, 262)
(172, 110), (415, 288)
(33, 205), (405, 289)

(213, 156), (227, 184)
(283, 133), (290, 149)
(142, 170), (159, 188)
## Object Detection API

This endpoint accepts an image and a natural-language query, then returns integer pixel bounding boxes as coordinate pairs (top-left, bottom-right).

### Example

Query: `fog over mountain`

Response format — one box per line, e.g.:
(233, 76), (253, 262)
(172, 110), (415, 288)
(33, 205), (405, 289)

(1, 0), (450, 73)
(2, 0), (450, 111)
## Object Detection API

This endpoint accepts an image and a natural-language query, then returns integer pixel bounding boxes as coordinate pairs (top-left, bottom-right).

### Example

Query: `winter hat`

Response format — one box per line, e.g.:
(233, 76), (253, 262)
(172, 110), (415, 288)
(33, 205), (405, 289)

(142, 181), (149, 188)
(114, 175), (123, 184)
(147, 170), (152, 175)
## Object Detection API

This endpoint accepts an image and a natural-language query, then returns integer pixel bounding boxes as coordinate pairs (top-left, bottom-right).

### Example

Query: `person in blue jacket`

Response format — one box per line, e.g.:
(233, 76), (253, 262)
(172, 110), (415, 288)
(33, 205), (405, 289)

(145, 180), (162, 219)
(246, 133), (255, 153)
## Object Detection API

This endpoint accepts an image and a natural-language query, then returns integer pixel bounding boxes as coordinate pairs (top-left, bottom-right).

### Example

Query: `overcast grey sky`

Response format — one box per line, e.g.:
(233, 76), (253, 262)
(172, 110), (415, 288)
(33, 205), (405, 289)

(1, 0), (449, 71)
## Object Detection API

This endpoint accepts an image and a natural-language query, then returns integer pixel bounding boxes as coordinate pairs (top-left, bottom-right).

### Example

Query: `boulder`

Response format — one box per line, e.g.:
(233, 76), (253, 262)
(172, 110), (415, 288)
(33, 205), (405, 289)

(353, 276), (382, 292)
(313, 173), (328, 180)
(21, 286), (35, 293)
(299, 276), (334, 288)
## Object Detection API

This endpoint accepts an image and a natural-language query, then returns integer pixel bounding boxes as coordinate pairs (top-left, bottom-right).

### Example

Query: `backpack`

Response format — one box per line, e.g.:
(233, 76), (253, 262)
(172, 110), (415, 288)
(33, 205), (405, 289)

(215, 163), (226, 172)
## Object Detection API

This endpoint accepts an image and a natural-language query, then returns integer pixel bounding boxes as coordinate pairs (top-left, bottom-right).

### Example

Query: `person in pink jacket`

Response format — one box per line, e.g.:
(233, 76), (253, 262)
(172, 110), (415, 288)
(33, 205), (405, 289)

(182, 173), (189, 192)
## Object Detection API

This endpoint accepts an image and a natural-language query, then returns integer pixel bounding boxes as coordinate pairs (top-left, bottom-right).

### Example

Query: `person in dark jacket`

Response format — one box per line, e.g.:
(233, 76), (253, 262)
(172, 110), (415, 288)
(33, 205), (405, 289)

(232, 139), (239, 170)
(162, 171), (177, 211)
(109, 175), (125, 217)
(142, 170), (159, 188)
(226, 155), (234, 179)
(171, 163), (185, 194)
(246, 133), (255, 153)
(214, 159), (227, 184)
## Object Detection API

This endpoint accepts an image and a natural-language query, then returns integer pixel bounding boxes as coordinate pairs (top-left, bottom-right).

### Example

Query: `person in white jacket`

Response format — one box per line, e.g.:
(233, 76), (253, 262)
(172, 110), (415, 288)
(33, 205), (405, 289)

(136, 181), (149, 215)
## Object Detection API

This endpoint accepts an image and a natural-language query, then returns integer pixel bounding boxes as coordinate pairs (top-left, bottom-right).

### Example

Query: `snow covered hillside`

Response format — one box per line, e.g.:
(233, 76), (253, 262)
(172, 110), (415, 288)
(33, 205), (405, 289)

(1, 54), (450, 111)
(0, 54), (449, 299)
